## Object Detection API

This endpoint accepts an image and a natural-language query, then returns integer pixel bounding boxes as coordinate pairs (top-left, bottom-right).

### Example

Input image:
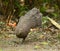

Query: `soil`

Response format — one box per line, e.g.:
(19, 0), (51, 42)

(0, 31), (60, 51)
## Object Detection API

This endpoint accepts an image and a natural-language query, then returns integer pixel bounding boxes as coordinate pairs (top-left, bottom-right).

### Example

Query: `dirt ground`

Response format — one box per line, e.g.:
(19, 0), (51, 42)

(1, 44), (60, 51)
(0, 32), (60, 51)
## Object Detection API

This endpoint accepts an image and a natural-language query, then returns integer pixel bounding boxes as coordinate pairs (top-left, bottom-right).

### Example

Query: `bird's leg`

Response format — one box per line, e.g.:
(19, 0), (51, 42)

(21, 38), (26, 44)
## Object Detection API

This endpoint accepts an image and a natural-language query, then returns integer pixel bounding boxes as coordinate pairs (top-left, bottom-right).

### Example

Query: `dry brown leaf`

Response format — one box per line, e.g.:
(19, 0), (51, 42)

(47, 17), (60, 29)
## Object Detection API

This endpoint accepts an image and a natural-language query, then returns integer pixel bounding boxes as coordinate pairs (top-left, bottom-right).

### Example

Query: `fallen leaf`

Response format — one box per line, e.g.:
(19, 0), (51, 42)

(0, 48), (2, 51)
(34, 45), (40, 49)
(41, 42), (48, 45)
(39, 35), (44, 39)
(47, 17), (60, 29)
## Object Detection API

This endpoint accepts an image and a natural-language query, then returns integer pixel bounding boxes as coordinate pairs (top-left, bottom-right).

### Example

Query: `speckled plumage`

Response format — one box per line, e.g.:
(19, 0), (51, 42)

(15, 8), (42, 42)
